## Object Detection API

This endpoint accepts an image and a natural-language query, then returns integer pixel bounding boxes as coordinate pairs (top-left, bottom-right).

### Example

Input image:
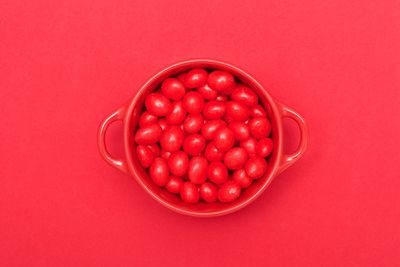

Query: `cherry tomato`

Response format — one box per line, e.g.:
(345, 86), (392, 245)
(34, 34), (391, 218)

(197, 84), (217, 100)
(216, 95), (228, 102)
(207, 161), (228, 184)
(226, 101), (250, 121)
(245, 156), (268, 179)
(248, 117), (271, 139)
(166, 101), (186, 125)
(201, 119), (226, 140)
(207, 70), (235, 94)
(139, 111), (158, 127)
(204, 142), (224, 162)
(250, 104), (267, 117)
(239, 137), (257, 156)
(165, 175), (183, 194)
(184, 68), (208, 88)
(158, 119), (168, 131)
(145, 93), (171, 116)
(257, 138), (273, 157)
(229, 121), (250, 141)
(203, 100), (226, 120)
(224, 147), (248, 170)
(180, 182), (200, 203)
(168, 151), (189, 176)
(149, 157), (169, 186)
(183, 134), (206, 156)
(188, 156), (208, 184)
(177, 72), (186, 83)
(134, 124), (162, 145)
(161, 150), (171, 160)
(183, 91), (205, 114)
(161, 78), (186, 101)
(147, 143), (160, 157)
(136, 145), (154, 168)
(160, 125), (184, 152)
(231, 85), (258, 107)
(214, 127), (235, 151)
(200, 182), (218, 203)
(218, 181), (241, 203)
(183, 113), (204, 134)
(232, 169), (253, 188)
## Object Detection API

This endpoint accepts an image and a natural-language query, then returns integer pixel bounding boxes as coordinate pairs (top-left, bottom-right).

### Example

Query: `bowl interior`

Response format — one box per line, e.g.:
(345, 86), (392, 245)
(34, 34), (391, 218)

(124, 60), (282, 217)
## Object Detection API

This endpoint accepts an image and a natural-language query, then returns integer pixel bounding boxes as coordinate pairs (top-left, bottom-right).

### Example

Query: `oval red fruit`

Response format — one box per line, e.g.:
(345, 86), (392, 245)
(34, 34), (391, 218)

(139, 111), (158, 127)
(224, 147), (248, 170)
(231, 85), (258, 107)
(184, 68), (208, 88)
(165, 176), (183, 194)
(200, 182), (218, 203)
(183, 134), (206, 156)
(245, 156), (268, 179)
(136, 145), (154, 168)
(159, 125), (184, 152)
(203, 100), (226, 120)
(149, 157), (169, 186)
(168, 151), (189, 176)
(232, 169), (253, 188)
(204, 142), (224, 162)
(188, 156), (208, 184)
(256, 138), (273, 157)
(183, 91), (205, 114)
(229, 121), (250, 141)
(134, 124), (162, 145)
(180, 182), (200, 203)
(145, 93), (171, 116)
(197, 84), (217, 100)
(218, 181), (241, 203)
(183, 113), (204, 134)
(161, 78), (186, 101)
(201, 119), (226, 140)
(214, 127), (235, 151)
(207, 161), (228, 184)
(248, 117), (271, 139)
(226, 101), (250, 121)
(166, 101), (186, 125)
(207, 70), (235, 94)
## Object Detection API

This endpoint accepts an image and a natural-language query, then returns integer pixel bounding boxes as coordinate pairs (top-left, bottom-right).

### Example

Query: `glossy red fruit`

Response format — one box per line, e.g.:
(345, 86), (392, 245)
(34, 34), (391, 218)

(161, 78), (186, 101)
(214, 127), (235, 151)
(183, 91), (205, 114)
(136, 145), (154, 168)
(168, 151), (189, 176)
(158, 119), (168, 131)
(216, 95), (228, 102)
(139, 111), (158, 127)
(161, 150), (171, 160)
(239, 137), (257, 155)
(149, 157), (169, 186)
(197, 84), (217, 100)
(177, 72), (186, 83)
(203, 100), (226, 120)
(183, 113), (204, 134)
(166, 101), (186, 125)
(165, 176), (183, 194)
(147, 143), (160, 157)
(257, 138), (273, 157)
(231, 85), (258, 107)
(200, 182), (218, 203)
(207, 70), (235, 94)
(245, 156), (268, 179)
(226, 101), (250, 121)
(160, 126), (184, 152)
(218, 181), (241, 203)
(180, 182), (200, 203)
(188, 156), (208, 184)
(248, 117), (271, 139)
(229, 121), (250, 141)
(250, 104), (267, 117)
(145, 93), (171, 116)
(207, 161), (228, 184)
(184, 68), (208, 88)
(201, 119), (226, 140)
(224, 147), (248, 170)
(134, 124), (162, 145)
(232, 169), (253, 188)
(183, 134), (206, 156)
(204, 142), (224, 162)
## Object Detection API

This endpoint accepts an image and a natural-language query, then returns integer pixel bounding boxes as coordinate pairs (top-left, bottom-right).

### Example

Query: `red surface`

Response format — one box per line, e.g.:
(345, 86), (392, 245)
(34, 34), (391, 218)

(1, 0), (399, 266)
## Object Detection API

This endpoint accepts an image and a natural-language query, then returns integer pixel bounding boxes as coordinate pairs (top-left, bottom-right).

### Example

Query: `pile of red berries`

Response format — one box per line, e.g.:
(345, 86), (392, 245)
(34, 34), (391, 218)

(134, 68), (273, 203)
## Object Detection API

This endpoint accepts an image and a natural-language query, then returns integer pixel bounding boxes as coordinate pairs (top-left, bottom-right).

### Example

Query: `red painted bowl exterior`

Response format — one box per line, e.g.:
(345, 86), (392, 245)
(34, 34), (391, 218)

(98, 59), (308, 217)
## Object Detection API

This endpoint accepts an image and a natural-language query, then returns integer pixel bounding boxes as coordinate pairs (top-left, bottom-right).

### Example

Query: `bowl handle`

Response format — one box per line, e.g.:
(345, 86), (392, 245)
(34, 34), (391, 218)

(98, 105), (129, 174)
(276, 101), (309, 174)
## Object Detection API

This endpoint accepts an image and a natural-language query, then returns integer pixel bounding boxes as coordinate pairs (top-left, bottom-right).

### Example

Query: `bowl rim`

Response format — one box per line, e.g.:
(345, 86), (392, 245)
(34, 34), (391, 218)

(123, 59), (283, 217)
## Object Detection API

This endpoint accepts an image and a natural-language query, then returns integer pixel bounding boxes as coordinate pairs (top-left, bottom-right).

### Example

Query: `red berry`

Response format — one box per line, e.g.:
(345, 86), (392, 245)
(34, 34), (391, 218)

(145, 93), (171, 116)
(180, 182), (200, 203)
(161, 78), (186, 101)
(134, 124), (162, 145)
(248, 117), (271, 139)
(250, 104), (267, 117)
(139, 111), (158, 127)
(200, 182), (218, 203)
(183, 134), (206, 156)
(229, 121), (250, 141)
(218, 181), (241, 203)
(226, 101), (250, 121)
(232, 169), (253, 188)
(188, 156), (208, 184)
(214, 127), (235, 151)
(204, 142), (224, 162)
(207, 161), (228, 184)
(149, 157), (169, 186)
(165, 176), (183, 194)
(136, 145), (154, 168)
(239, 137), (257, 155)
(168, 151), (189, 176)
(201, 119), (226, 140)
(245, 156), (268, 179)
(160, 125), (184, 152)
(183, 113), (204, 134)
(224, 147), (248, 170)
(184, 68), (208, 88)
(203, 100), (226, 120)
(256, 138), (273, 157)
(183, 91), (205, 114)
(166, 101), (186, 125)
(197, 84), (217, 100)
(231, 85), (258, 107)
(207, 70), (235, 94)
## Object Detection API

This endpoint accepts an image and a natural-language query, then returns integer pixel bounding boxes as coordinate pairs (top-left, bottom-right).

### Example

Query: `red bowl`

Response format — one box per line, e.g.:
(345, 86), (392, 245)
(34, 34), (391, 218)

(98, 59), (308, 217)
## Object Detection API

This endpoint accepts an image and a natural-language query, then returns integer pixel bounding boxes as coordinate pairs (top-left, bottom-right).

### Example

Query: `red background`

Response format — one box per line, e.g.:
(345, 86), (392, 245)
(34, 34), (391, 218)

(1, 0), (399, 266)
